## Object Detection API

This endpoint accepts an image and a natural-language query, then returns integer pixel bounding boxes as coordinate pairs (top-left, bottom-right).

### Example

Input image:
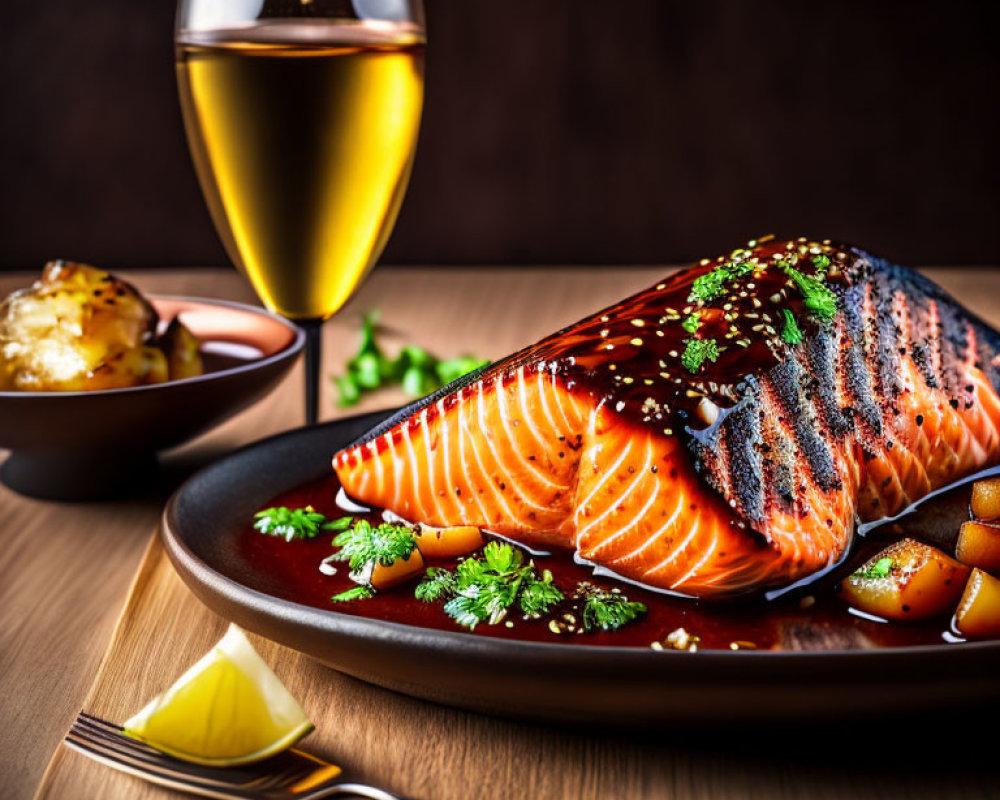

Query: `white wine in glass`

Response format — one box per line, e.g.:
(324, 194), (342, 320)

(175, 0), (425, 424)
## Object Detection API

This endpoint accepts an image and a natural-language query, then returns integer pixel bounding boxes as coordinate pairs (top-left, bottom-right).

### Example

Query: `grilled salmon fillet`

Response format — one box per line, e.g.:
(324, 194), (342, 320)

(333, 239), (1000, 597)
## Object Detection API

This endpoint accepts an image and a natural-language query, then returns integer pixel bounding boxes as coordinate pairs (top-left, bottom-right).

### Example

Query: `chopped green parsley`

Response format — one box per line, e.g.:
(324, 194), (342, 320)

(253, 506), (351, 542)
(812, 253), (831, 273)
(330, 585), (375, 603)
(575, 585), (647, 632)
(331, 519), (418, 571)
(780, 309), (803, 345)
(681, 310), (702, 334)
(333, 311), (490, 407)
(854, 557), (894, 581)
(681, 338), (721, 373)
(414, 541), (563, 628)
(687, 252), (754, 304)
(781, 264), (838, 321)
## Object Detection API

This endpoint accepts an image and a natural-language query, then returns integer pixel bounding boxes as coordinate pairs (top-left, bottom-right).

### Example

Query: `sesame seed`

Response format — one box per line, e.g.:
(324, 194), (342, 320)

(630, 337), (643, 346)
(631, 319), (645, 327)
(696, 397), (720, 426)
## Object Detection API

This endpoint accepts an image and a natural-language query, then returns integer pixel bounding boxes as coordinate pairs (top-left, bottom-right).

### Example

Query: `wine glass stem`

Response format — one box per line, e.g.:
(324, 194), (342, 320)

(300, 319), (323, 426)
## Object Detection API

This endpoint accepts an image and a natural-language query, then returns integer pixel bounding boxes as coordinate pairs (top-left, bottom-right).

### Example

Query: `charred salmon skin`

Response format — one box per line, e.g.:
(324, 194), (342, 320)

(333, 239), (1000, 597)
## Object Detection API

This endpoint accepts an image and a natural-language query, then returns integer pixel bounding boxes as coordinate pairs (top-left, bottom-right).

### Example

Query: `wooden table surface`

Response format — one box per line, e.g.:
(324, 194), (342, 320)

(2, 265), (999, 800)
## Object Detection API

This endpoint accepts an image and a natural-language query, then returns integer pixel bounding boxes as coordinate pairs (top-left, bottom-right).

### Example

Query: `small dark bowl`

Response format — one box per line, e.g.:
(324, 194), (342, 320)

(0, 296), (304, 501)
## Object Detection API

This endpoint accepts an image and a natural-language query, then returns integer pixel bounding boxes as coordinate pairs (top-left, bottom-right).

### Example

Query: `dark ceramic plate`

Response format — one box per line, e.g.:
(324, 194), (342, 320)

(0, 296), (303, 500)
(162, 412), (1000, 725)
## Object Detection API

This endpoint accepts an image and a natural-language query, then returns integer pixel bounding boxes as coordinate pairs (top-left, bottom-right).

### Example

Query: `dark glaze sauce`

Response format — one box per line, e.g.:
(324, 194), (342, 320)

(238, 471), (985, 652)
(513, 236), (854, 428)
(347, 236), (851, 465)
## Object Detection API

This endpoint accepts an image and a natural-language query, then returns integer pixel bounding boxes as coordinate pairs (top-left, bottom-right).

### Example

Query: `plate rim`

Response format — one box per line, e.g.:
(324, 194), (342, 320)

(161, 412), (1000, 665)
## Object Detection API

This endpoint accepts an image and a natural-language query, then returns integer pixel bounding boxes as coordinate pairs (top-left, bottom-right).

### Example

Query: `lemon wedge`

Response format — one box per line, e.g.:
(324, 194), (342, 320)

(123, 624), (314, 766)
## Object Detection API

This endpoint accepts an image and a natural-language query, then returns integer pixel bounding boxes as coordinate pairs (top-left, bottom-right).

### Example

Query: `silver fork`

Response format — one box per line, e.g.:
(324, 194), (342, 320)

(64, 712), (412, 800)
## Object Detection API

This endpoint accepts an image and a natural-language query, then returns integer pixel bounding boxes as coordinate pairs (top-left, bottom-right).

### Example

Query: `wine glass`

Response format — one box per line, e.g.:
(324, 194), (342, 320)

(175, 0), (425, 425)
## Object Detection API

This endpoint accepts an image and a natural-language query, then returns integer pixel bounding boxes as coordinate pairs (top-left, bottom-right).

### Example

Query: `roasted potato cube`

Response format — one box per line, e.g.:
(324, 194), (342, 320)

(414, 525), (484, 559)
(838, 538), (970, 621)
(954, 568), (1000, 638)
(369, 549), (425, 590)
(0, 260), (161, 391)
(160, 318), (204, 381)
(971, 476), (1000, 521)
(955, 521), (1000, 572)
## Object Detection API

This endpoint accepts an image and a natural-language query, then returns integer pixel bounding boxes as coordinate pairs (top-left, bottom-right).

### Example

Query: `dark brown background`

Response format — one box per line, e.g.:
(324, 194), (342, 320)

(0, 0), (996, 270)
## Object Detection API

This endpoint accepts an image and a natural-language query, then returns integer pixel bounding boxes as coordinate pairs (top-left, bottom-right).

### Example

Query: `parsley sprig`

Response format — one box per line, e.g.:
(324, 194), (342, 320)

(782, 265), (838, 321)
(852, 557), (894, 581)
(253, 506), (352, 542)
(331, 585), (375, 603)
(333, 312), (490, 407)
(575, 584), (647, 632)
(681, 310), (702, 334)
(331, 519), (419, 570)
(780, 308), (803, 345)
(680, 338), (721, 373)
(685, 246), (840, 360)
(688, 251), (754, 304)
(414, 541), (564, 628)
(413, 567), (456, 602)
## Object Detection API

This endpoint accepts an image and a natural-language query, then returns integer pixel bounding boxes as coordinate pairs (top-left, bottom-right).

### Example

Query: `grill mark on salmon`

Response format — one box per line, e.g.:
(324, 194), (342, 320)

(333, 240), (1000, 596)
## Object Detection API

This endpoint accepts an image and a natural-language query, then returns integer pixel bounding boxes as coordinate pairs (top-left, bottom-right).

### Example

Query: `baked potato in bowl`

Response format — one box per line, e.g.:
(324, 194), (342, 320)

(0, 264), (304, 500)
(0, 260), (202, 391)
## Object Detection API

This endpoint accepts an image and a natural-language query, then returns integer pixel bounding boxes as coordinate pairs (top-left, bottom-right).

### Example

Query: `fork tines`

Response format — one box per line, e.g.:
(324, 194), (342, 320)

(64, 712), (317, 799)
